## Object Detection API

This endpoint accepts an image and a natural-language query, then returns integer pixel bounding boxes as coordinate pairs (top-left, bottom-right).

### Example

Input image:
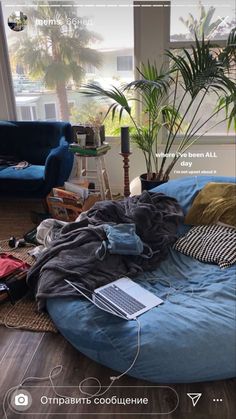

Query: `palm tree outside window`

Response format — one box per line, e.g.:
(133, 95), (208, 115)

(3, 0), (134, 135)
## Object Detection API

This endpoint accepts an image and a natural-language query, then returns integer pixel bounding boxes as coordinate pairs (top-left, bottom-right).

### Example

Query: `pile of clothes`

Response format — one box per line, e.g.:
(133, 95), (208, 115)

(0, 253), (30, 303)
(27, 191), (183, 311)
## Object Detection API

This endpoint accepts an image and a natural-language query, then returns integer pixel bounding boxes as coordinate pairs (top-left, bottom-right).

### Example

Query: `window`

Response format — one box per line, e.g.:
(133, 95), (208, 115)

(44, 103), (57, 121)
(32, 106), (37, 120)
(1, 0), (233, 141)
(20, 105), (37, 120)
(20, 106), (31, 120)
(2, 0), (134, 135)
(117, 56), (133, 71)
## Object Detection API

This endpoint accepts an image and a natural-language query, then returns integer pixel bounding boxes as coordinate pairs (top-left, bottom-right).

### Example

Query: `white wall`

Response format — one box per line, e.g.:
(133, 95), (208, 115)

(104, 137), (236, 194)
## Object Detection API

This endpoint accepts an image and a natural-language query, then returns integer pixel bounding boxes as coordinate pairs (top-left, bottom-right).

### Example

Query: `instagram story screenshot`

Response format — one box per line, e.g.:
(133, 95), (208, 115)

(0, 0), (235, 418)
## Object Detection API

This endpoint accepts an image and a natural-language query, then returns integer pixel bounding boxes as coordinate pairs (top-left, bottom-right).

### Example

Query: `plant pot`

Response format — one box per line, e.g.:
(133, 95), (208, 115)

(139, 173), (168, 191)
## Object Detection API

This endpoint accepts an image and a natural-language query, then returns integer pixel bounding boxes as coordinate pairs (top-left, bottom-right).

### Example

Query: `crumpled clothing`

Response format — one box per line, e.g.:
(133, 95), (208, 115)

(13, 160), (31, 170)
(0, 253), (29, 278)
(27, 191), (183, 311)
(28, 219), (67, 259)
(0, 155), (30, 169)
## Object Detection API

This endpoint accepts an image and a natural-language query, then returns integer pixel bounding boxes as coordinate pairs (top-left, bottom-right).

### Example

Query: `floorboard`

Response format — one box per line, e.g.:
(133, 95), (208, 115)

(0, 327), (235, 419)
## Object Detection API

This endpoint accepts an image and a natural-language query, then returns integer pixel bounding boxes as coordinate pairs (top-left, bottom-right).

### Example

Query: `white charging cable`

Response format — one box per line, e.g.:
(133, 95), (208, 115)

(3, 365), (63, 419)
(64, 280), (142, 395)
(3, 285), (142, 418)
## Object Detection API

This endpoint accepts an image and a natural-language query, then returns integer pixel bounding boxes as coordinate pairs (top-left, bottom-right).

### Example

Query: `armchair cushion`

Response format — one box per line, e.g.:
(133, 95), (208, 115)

(0, 165), (45, 193)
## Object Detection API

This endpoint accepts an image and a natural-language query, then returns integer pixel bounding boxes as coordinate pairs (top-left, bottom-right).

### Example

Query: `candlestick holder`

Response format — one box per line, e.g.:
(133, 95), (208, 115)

(120, 152), (132, 198)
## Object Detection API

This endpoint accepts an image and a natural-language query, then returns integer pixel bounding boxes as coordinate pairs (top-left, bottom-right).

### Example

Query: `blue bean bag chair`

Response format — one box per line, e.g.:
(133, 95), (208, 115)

(47, 175), (236, 383)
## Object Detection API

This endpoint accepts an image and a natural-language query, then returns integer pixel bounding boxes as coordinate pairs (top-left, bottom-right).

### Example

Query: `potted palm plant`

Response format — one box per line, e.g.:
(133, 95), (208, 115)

(82, 63), (180, 189)
(82, 29), (236, 190)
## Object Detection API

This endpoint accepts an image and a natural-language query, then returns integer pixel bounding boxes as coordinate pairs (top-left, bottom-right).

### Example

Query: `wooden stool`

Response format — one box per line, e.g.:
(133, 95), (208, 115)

(75, 151), (112, 200)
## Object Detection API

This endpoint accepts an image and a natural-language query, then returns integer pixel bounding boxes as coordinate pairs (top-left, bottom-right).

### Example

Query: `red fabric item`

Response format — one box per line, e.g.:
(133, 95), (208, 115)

(0, 253), (29, 278)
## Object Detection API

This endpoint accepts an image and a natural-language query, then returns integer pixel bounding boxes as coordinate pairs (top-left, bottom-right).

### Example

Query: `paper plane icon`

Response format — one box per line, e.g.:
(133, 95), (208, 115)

(187, 393), (202, 407)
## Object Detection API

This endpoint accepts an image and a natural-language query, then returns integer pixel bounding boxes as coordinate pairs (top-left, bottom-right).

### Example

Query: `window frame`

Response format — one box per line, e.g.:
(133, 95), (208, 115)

(117, 55), (133, 72)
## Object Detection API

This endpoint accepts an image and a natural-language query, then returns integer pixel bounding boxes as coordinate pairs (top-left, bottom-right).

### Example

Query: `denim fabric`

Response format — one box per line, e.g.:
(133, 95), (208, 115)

(104, 223), (144, 255)
(95, 223), (154, 260)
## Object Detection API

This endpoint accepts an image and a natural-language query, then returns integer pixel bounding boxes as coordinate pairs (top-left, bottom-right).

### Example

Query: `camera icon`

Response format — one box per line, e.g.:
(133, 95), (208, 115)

(15, 393), (29, 406)
(11, 389), (32, 412)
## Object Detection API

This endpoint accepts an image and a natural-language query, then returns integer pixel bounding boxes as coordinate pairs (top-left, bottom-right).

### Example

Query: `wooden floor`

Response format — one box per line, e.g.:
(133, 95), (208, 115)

(0, 200), (235, 418)
(0, 327), (235, 419)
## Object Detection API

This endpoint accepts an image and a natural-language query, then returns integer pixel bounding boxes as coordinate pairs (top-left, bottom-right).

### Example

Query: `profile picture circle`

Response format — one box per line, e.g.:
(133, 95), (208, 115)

(8, 11), (27, 32)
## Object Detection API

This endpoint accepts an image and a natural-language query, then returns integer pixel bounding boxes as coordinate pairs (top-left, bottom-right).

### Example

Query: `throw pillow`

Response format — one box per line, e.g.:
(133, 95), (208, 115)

(173, 224), (236, 269)
(184, 182), (236, 227)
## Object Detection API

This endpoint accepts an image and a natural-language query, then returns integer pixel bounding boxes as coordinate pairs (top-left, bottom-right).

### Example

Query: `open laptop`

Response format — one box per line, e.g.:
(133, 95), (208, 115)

(65, 277), (163, 320)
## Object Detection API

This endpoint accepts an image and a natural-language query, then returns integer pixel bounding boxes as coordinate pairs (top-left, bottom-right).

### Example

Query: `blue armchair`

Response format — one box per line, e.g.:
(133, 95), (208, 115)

(0, 121), (74, 198)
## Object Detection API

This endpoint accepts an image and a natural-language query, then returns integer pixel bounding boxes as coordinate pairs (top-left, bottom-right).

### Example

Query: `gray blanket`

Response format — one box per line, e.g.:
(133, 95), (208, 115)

(27, 191), (183, 310)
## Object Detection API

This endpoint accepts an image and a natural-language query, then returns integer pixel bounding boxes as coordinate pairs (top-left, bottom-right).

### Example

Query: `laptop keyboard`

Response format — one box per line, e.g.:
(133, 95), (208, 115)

(98, 285), (145, 315)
